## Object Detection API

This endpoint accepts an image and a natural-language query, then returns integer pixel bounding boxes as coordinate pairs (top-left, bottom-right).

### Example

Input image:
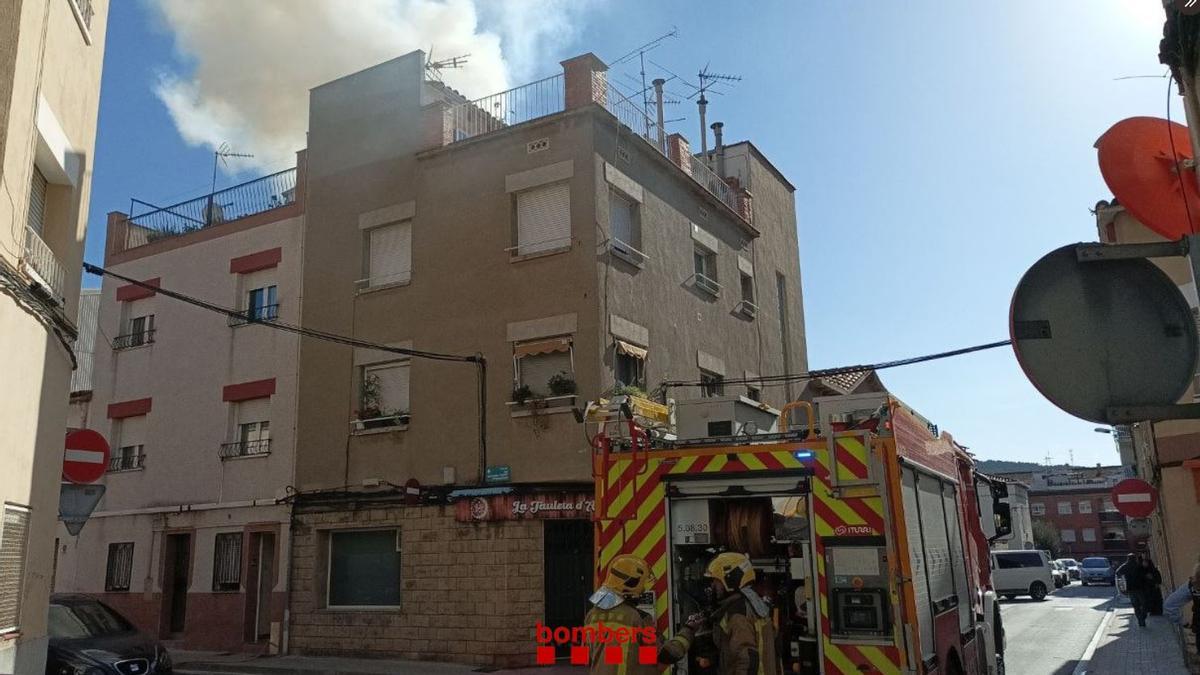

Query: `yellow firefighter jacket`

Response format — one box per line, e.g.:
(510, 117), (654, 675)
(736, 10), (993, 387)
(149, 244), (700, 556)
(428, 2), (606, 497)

(711, 590), (781, 675)
(583, 600), (693, 675)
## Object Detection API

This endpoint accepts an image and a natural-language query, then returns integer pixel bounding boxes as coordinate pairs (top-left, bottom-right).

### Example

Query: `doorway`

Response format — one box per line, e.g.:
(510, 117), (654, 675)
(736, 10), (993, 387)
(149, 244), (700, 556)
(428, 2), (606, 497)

(245, 531), (276, 643)
(160, 533), (192, 636)
(543, 520), (592, 658)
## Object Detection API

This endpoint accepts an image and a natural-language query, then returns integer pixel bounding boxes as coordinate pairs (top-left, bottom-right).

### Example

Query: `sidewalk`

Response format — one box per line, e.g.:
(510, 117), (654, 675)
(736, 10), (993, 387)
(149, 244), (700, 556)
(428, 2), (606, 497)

(1079, 602), (1193, 674)
(172, 650), (587, 675)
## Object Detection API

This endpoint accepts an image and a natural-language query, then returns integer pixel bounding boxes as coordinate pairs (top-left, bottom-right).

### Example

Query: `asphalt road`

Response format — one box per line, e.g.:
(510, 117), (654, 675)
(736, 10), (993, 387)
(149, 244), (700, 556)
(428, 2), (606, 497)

(999, 581), (1118, 675)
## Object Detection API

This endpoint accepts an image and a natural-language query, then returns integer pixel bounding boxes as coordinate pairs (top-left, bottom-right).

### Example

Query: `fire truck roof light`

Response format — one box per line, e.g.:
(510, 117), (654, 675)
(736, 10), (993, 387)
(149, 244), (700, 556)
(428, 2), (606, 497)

(793, 451), (814, 460)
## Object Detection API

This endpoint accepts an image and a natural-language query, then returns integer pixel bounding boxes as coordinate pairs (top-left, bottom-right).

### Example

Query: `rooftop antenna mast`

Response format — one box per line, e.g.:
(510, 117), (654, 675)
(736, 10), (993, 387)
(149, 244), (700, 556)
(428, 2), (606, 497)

(692, 65), (741, 165)
(425, 48), (470, 83)
(609, 29), (677, 140)
(209, 142), (253, 225)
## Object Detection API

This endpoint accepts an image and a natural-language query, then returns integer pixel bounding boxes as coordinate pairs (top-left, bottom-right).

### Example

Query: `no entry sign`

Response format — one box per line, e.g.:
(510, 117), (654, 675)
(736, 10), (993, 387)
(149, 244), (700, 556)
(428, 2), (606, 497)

(1111, 478), (1159, 519)
(63, 429), (110, 484)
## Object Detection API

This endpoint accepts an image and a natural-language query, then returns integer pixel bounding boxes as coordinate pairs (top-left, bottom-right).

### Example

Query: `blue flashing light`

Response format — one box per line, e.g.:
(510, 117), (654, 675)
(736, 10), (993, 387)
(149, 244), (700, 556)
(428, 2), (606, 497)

(793, 450), (814, 460)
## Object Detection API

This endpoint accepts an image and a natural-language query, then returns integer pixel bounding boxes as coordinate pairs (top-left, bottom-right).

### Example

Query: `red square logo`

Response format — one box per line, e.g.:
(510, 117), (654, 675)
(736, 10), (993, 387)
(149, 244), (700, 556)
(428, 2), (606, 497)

(638, 646), (657, 664)
(569, 646), (589, 665)
(535, 646), (556, 665)
(603, 646), (623, 665)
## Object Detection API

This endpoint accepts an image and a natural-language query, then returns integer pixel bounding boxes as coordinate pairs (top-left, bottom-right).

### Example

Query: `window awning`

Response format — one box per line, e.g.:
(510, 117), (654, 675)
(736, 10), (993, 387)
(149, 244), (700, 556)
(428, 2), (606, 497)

(514, 336), (571, 358)
(615, 339), (647, 360)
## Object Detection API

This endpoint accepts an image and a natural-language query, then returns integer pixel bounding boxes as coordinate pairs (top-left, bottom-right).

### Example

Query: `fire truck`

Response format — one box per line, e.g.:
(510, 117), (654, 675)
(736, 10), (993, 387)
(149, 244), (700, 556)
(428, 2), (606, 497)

(584, 391), (1013, 675)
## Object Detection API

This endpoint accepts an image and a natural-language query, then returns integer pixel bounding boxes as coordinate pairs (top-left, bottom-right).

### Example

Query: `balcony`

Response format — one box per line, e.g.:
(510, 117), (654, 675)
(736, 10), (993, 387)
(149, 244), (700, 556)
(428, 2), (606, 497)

(21, 225), (66, 305)
(120, 168), (296, 253)
(219, 439), (271, 460)
(1098, 511), (1125, 523)
(443, 71), (742, 218)
(108, 452), (145, 473)
(112, 329), (155, 350)
(1101, 539), (1131, 552)
(228, 304), (280, 327)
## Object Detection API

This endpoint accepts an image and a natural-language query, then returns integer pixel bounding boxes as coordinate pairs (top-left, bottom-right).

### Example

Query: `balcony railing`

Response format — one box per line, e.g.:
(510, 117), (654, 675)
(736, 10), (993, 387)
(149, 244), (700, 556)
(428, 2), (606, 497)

(108, 452), (145, 472)
(228, 304), (279, 327)
(112, 329), (155, 350)
(1098, 511), (1125, 523)
(71, 0), (94, 30)
(22, 225), (66, 305)
(122, 168), (297, 252)
(219, 439), (271, 459)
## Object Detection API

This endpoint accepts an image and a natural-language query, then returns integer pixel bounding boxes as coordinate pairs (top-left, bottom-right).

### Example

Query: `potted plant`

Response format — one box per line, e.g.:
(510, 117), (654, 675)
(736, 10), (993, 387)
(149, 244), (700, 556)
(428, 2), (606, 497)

(548, 372), (577, 397)
(357, 374), (384, 429)
(512, 384), (533, 405)
(614, 384), (648, 399)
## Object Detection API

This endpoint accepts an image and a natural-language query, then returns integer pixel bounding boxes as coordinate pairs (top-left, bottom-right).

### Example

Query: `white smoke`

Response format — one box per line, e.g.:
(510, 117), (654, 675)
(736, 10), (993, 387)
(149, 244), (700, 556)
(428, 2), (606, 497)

(150, 0), (588, 173)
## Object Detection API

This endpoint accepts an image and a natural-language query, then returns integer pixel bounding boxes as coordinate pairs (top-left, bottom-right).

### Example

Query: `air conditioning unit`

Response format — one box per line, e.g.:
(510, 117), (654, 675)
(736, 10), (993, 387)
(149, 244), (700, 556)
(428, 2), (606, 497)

(674, 396), (779, 440)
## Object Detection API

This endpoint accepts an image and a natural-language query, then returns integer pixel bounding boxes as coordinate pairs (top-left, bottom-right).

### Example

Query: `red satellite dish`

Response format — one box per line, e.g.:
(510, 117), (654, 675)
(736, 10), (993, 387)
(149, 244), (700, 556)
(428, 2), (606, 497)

(63, 429), (110, 485)
(1097, 116), (1200, 240)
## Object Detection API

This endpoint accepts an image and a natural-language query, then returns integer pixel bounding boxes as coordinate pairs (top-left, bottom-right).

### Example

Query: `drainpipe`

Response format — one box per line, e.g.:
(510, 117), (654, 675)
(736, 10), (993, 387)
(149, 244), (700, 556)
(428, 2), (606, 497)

(653, 78), (666, 152)
(711, 122), (725, 178)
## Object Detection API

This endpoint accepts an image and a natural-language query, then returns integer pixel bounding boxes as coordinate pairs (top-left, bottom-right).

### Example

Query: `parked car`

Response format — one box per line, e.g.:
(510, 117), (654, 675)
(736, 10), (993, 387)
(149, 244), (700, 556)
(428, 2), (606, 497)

(1056, 558), (1081, 580)
(992, 549), (1055, 600)
(1079, 556), (1116, 586)
(46, 594), (173, 674)
(1050, 560), (1069, 588)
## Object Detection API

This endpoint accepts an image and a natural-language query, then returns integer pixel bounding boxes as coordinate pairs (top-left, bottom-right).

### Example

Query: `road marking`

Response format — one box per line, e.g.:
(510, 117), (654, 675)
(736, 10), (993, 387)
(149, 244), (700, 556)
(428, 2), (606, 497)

(1071, 600), (1117, 675)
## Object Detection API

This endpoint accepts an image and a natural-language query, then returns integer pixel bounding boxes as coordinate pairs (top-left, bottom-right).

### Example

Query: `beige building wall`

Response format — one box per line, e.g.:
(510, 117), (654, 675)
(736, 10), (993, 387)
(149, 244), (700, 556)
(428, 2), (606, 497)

(0, 0), (107, 672)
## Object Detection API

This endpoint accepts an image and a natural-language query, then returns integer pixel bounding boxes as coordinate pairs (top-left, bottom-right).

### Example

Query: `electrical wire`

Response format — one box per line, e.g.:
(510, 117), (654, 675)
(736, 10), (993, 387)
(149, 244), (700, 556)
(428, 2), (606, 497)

(661, 339), (1012, 390)
(1165, 71), (1197, 232)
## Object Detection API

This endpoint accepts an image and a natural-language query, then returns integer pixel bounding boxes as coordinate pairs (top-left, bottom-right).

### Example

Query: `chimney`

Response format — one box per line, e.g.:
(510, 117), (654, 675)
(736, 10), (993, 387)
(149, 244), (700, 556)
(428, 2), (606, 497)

(711, 121), (725, 178)
(561, 53), (608, 110)
(105, 211), (130, 264)
(653, 78), (666, 152)
(667, 133), (693, 177)
(697, 94), (709, 163)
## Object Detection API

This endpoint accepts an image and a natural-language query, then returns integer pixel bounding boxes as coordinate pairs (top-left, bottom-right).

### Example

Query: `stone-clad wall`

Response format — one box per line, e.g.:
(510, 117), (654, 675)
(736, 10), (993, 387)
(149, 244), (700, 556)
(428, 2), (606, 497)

(288, 503), (547, 667)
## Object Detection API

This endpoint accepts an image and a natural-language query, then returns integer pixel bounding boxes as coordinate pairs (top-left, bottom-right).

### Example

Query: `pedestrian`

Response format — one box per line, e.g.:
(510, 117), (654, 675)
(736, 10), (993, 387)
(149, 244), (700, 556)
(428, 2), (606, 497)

(1117, 553), (1152, 627)
(703, 551), (782, 675)
(583, 554), (701, 675)
(1140, 554), (1164, 616)
(1164, 562), (1200, 656)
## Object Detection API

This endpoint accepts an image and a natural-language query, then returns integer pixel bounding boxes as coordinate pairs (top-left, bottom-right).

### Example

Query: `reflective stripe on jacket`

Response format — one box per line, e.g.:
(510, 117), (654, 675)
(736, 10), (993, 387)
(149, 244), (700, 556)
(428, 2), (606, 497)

(711, 593), (781, 675)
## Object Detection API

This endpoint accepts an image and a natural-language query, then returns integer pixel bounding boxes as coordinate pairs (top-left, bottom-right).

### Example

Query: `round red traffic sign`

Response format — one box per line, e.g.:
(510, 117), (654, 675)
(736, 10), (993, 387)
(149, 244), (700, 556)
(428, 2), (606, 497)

(1111, 478), (1159, 519)
(63, 430), (110, 484)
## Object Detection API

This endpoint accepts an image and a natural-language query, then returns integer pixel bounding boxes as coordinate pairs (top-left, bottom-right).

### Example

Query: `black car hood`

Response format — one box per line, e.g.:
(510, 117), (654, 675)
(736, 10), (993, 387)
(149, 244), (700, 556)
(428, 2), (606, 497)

(49, 631), (158, 665)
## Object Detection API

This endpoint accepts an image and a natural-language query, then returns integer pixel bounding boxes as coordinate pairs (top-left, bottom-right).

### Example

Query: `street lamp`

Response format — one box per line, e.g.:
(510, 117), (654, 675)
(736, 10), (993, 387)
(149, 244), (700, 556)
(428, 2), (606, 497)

(1094, 428), (1111, 434)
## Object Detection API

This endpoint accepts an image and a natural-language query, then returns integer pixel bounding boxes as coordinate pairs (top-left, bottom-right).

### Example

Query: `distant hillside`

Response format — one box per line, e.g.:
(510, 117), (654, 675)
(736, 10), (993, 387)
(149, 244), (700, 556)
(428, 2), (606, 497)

(975, 459), (1077, 474)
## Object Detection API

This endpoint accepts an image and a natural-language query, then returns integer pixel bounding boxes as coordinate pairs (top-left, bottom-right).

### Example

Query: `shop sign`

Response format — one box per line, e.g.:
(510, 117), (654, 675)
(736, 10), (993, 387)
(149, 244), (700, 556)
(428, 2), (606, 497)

(485, 465), (511, 484)
(456, 492), (595, 522)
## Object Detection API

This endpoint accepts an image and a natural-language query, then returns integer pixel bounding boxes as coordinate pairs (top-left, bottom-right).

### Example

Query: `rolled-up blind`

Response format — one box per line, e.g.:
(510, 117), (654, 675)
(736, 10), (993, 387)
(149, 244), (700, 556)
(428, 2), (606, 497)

(0, 506), (31, 632)
(516, 182), (570, 255)
(27, 167), (47, 235)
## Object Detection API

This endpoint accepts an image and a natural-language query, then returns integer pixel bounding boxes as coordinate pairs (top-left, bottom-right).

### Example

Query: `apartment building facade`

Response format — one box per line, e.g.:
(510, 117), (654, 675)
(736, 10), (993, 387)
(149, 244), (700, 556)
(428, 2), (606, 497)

(1002, 467), (1134, 561)
(1096, 200), (1200, 586)
(0, 0), (107, 671)
(52, 159), (305, 653)
(286, 51), (807, 665)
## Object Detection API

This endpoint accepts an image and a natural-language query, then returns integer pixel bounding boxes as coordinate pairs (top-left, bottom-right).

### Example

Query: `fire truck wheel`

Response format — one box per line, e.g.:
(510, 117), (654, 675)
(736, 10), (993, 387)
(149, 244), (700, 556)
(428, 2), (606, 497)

(1029, 581), (1048, 601)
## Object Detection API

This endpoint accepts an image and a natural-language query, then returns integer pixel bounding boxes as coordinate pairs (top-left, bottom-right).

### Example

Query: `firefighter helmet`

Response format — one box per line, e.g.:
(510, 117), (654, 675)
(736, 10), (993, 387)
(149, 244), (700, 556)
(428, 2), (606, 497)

(603, 554), (654, 597)
(704, 551), (756, 590)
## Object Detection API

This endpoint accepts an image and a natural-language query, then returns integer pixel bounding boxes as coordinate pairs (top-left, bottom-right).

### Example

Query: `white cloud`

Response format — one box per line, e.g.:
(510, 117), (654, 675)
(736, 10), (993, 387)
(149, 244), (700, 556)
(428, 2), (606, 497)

(149, 0), (588, 174)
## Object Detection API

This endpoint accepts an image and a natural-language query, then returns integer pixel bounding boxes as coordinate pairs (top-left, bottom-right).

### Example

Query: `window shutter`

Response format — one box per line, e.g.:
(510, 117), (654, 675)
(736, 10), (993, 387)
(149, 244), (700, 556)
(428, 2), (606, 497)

(0, 506), (31, 632)
(237, 397), (271, 425)
(517, 183), (570, 255)
(118, 415), (146, 448)
(609, 191), (634, 245)
(213, 534), (243, 589)
(370, 362), (410, 412)
(368, 221), (412, 286)
(520, 351), (572, 395)
(27, 167), (47, 236)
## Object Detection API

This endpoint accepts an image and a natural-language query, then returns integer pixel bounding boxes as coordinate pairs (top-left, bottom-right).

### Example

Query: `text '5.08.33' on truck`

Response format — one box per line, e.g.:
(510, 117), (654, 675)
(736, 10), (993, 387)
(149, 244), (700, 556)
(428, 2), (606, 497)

(584, 391), (1013, 675)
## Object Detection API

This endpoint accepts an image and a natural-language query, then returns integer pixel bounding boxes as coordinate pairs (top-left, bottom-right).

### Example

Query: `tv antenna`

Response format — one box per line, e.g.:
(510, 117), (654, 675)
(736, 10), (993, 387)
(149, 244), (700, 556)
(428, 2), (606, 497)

(425, 48), (470, 83)
(211, 142), (254, 194)
(692, 64), (741, 161)
(608, 29), (678, 139)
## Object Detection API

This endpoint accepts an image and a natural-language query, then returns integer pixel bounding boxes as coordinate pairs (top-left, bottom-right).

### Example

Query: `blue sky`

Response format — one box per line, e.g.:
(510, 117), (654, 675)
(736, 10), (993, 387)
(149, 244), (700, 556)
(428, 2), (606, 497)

(84, 1), (1168, 466)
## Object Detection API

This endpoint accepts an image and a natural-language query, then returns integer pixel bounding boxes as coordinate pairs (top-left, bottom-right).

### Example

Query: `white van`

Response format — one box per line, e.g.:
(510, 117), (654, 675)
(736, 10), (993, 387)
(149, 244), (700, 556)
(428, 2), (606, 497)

(992, 550), (1055, 601)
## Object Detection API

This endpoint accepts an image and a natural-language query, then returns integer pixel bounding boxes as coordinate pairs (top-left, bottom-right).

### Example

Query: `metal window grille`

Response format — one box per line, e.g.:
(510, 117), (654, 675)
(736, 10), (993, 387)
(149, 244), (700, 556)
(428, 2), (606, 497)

(213, 533), (242, 591)
(0, 505), (31, 633)
(105, 542), (134, 592)
(700, 371), (724, 398)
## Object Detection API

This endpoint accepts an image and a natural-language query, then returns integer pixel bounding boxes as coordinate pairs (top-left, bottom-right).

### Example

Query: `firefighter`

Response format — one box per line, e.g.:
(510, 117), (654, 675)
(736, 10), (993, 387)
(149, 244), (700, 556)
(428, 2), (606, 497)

(704, 552), (781, 675)
(584, 554), (701, 674)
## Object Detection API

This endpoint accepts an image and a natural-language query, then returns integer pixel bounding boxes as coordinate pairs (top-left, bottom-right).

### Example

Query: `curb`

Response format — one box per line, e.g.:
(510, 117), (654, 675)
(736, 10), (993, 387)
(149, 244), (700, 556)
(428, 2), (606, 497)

(1072, 601), (1118, 675)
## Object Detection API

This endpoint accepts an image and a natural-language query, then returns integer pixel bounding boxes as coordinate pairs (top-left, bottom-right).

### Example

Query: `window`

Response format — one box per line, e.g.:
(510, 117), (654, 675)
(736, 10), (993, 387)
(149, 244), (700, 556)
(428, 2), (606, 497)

(226, 397), (271, 457)
(1101, 497), (1116, 512)
(1058, 501), (1072, 515)
(608, 189), (641, 260)
(0, 505), (31, 633)
(747, 384), (762, 402)
(1078, 500), (1092, 514)
(115, 313), (155, 349)
(105, 542), (134, 592)
(246, 285), (278, 321)
(693, 247), (719, 295)
(1031, 502), (1046, 516)
(327, 529), (401, 607)
(109, 416), (146, 472)
(212, 533), (242, 592)
(27, 167), (47, 235)
(1061, 529), (1076, 543)
(513, 337), (574, 398)
(994, 552), (1043, 569)
(700, 370), (724, 398)
(359, 361), (410, 425)
(739, 272), (757, 316)
(515, 182), (570, 256)
(365, 220), (412, 288)
(614, 340), (646, 391)
(1082, 528), (1096, 542)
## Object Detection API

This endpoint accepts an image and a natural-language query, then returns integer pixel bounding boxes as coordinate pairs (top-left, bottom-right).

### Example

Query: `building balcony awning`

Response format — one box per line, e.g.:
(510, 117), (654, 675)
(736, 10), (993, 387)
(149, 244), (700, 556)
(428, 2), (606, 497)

(514, 336), (571, 358)
(615, 339), (647, 360)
